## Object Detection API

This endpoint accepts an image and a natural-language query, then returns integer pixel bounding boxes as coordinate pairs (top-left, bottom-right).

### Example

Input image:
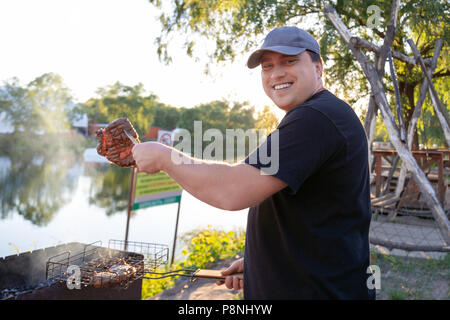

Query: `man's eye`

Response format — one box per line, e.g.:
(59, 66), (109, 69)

(262, 64), (273, 70)
(286, 59), (298, 64)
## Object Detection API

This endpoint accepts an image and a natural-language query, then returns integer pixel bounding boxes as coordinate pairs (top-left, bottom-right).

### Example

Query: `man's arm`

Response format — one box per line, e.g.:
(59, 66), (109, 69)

(132, 142), (287, 211)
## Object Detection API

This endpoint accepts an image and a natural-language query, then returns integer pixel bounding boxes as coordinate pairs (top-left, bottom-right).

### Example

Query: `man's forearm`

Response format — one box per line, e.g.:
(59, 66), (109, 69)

(132, 141), (286, 211)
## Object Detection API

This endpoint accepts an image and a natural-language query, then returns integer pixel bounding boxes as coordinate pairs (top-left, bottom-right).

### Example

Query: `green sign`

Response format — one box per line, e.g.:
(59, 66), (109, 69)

(133, 172), (182, 210)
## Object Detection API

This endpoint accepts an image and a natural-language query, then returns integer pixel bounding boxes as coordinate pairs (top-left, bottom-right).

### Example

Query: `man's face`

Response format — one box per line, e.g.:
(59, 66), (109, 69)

(260, 51), (323, 112)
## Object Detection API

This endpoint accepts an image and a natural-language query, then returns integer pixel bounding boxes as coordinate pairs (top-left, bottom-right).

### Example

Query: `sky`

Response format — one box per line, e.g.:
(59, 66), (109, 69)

(0, 0), (285, 118)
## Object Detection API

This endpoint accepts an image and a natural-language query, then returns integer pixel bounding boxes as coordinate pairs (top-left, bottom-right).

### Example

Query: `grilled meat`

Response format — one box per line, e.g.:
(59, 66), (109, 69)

(89, 260), (137, 288)
(96, 118), (140, 167)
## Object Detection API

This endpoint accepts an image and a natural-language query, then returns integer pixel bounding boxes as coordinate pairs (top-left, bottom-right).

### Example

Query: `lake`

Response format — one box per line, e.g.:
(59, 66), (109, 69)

(0, 144), (248, 260)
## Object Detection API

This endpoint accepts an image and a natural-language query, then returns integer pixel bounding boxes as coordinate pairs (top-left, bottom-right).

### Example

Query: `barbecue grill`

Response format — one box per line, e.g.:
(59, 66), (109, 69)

(1, 240), (168, 300)
(1, 240), (241, 300)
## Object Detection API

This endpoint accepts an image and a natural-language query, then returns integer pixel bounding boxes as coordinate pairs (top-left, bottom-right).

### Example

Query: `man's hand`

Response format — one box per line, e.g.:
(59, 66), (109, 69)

(216, 258), (244, 290)
(132, 142), (170, 174)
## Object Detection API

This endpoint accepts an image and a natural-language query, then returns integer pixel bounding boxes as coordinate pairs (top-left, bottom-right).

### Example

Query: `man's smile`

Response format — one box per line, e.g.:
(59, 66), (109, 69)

(272, 82), (293, 91)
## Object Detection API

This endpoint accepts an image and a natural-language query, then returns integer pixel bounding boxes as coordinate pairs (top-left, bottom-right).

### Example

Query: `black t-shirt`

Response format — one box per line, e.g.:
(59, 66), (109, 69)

(243, 89), (375, 299)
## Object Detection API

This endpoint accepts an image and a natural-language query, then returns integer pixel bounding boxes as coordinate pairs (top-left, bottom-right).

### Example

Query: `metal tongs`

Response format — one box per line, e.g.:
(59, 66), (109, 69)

(144, 269), (243, 282)
(123, 129), (139, 146)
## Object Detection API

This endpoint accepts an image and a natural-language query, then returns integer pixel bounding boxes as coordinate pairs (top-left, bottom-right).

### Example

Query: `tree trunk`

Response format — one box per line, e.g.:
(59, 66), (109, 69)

(412, 131), (419, 150)
(395, 39), (444, 199)
(404, 83), (416, 127)
(323, 4), (450, 245)
(407, 39), (450, 146)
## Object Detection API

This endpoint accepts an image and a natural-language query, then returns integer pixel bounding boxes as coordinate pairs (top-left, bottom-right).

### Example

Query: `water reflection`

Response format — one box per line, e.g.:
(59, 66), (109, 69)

(0, 132), (135, 226)
(85, 163), (131, 216)
(0, 134), (84, 226)
(0, 135), (248, 258)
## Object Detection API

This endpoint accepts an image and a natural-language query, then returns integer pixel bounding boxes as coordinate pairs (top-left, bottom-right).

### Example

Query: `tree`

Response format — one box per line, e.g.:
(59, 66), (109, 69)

(178, 106), (203, 132)
(0, 73), (73, 134)
(255, 106), (279, 133)
(0, 77), (29, 133)
(149, 0), (449, 147)
(82, 82), (157, 137)
(227, 101), (256, 130)
(151, 103), (181, 130)
(176, 100), (256, 158)
(178, 99), (255, 132)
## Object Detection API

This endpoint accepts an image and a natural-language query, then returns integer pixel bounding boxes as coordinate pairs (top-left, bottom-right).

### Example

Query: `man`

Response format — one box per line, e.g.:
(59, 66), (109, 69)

(132, 26), (375, 299)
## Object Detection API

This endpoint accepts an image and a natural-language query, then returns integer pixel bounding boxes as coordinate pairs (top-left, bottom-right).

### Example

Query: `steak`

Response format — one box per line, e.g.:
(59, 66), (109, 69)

(96, 118), (140, 167)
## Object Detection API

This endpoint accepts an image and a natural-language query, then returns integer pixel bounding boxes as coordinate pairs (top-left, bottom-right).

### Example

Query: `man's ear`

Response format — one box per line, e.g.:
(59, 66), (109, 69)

(315, 61), (323, 79)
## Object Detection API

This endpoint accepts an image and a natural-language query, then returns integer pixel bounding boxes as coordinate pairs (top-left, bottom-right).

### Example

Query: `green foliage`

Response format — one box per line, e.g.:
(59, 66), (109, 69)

(81, 81), (260, 140)
(141, 226), (245, 299)
(420, 253), (450, 273)
(151, 103), (181, 130)
(388, 289), (408, 300)
(141, 269), (177, 299)
(149, 0), (449, 146)
(255, 106), (279, 133)
(232, 292), (244, 300)
(176, 100), (258, 159)
(374, 114), (390, 142)
(81, 82), (157, 138)
(0, 73), (73, 134)
(150, 0), (323, 64)
(416, 77), (450, 148)
(178, 226), (245, 269)
(178, 100), (255, 133)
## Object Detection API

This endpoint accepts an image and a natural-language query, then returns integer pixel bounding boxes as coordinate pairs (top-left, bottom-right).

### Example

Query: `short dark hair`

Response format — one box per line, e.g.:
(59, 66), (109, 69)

(306, 50), (321, 63)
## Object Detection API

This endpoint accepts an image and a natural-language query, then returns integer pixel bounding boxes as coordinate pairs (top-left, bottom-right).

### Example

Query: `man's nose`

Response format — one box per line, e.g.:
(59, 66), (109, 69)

(271, 64), (286, 79)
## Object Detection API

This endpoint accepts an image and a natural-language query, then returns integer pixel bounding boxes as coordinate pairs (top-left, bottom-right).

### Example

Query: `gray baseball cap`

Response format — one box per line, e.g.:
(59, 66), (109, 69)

(247, 26), (320, 69)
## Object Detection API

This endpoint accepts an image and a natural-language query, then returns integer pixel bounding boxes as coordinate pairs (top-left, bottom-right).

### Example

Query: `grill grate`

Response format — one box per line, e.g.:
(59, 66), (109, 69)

(107, 239), (169, 271)
(45, 240), (168, 289)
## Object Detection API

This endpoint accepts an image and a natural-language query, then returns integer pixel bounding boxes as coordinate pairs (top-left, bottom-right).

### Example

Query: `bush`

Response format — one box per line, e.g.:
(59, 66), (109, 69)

(178, 226), (245, 269)
(141, 226), (245, 299)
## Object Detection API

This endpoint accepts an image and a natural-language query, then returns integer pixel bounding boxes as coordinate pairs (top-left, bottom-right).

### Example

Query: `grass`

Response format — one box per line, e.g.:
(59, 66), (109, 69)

(371, 251), (450, 300)
(232, 292), (244, 300)
(388, 289), (409, 300)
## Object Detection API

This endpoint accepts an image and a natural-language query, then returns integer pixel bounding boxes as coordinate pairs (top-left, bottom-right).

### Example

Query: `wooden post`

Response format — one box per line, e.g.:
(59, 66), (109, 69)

(407, 39), (450, 146)
(388, 50), (406, 142)
(365, 95), (377, 180)
(124, 166), (137, 251)
(323, 4), (450, 244)
(170, 200), (182, 266)
(376, 154), (382, 197)
(363, 0), (399, 176)
(350, 36), (432, 67)
(395, 40), (443, 198)
(437, 154), (445, 204)
(406, 40), (443, 149)
(382, 155), (399, 196)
